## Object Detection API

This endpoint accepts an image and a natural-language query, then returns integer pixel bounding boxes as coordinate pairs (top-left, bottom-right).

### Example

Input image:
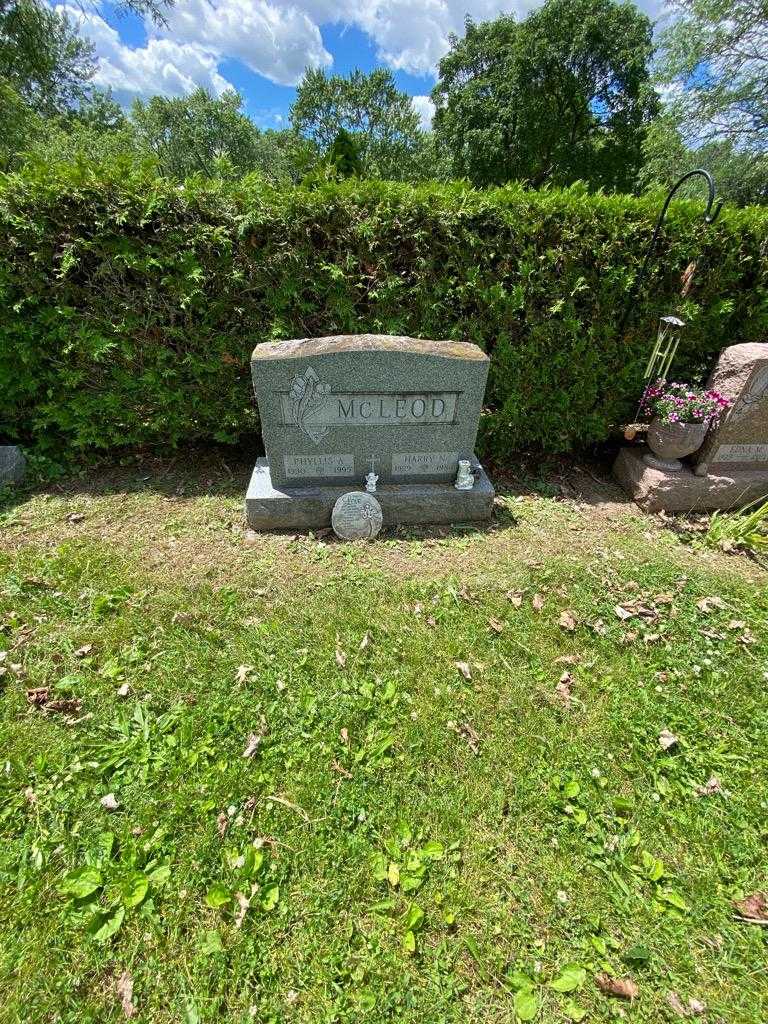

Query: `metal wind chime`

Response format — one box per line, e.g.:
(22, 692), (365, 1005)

(620, 168), (723, 437)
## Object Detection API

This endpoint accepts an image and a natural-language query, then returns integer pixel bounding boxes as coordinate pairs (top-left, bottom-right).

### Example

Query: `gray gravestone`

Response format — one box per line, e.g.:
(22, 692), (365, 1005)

(694, 343), (768, 475)
(245, 335), (495, 531)
(0, 446), (26, 485)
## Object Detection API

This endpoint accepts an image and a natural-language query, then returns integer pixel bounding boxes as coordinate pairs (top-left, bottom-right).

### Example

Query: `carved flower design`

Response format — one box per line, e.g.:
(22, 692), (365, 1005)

(290, 366), (331, 443)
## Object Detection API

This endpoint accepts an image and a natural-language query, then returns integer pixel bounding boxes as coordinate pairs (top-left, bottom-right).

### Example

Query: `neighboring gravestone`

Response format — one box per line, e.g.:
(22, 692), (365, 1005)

(613, 342), (768, 512)
(245, 335), (495, 531)
(0, 446), (26, 485)
(694, 343), (768, 476)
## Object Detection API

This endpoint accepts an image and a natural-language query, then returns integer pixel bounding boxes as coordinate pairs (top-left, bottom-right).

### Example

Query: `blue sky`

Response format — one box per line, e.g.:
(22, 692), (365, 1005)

(65, 0), (664, 130)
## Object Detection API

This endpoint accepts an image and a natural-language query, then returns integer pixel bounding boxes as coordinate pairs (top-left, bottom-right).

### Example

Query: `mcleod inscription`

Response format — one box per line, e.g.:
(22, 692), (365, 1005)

(281, 379), (459, 439)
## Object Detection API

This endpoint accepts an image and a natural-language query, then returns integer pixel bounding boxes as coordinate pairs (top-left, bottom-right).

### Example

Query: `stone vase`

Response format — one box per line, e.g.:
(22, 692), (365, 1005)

(643, 418), (708, 472)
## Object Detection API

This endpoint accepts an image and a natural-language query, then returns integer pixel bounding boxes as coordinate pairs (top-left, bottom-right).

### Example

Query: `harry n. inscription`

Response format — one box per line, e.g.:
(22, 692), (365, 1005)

(391, 452), (459, 475)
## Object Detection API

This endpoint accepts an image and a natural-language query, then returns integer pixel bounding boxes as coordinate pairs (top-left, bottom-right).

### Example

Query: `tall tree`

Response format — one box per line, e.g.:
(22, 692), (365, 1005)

(290, 68), (423, 180)
(130, 88), (262, 180)
(656, 0), (767, 153)
(640, 114), (768, 206)
(327, 128), (363, 178)
(431, 0), (657, 191)
(0, 0), (95, 116)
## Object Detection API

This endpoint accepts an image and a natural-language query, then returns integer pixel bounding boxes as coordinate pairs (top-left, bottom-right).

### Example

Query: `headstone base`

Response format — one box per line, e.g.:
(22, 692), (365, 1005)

(613, 447), (768, 513)
(245, 457), (495, 532)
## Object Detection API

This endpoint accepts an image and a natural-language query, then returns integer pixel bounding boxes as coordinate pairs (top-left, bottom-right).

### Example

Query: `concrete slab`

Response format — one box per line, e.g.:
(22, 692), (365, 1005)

(613, 447), (768, 513)
(245, 457), (495, 532)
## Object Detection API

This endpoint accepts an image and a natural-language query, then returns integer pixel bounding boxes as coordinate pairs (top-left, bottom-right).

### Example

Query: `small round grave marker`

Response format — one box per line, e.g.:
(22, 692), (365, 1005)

(331, 491), (383, 540)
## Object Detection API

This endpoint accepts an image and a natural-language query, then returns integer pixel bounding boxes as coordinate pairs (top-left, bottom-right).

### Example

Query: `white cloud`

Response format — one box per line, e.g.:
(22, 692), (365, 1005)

(58, 7), (233, 102)
(358, 1), (532, 75)
(411, 94), (435, 130)
(156, 0), (332, 86)
(295, 0), (663, 78)
(57, 0), (669, 110)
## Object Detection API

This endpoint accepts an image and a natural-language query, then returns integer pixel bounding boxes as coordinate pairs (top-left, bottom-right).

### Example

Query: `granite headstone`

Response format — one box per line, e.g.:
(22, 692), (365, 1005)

(245, 335), (495, 531)
(694, 343), (768, 475)
(0, 446), (26, 485)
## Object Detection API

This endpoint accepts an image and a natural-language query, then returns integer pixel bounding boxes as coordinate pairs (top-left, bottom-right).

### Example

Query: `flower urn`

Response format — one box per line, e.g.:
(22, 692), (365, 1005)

(643, 417), (708, 472)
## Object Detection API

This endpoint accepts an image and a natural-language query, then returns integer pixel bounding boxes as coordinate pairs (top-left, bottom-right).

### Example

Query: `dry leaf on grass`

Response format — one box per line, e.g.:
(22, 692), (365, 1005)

(614, 605), (634, 621)
(359, 632), (371, 651)
(532, 593), (545, 612)
(340, 727), (349, 746)
(74, 644), (93, 658)
(558, 610), (578, 632)
(658, 729), (678, 751)
(234, 891), (250, 929)
(695, 775), (725, 797)
(728, 620), (746, 631)
(554, 654), (581, 666)
(732, 891), (768, 924)
(335, 649), (347, 669)
(216, 811), (229, 838)
(242, 732), (263, 759)
(555, 672), (574, 710)
(506, 590), (524, 608)
(666, 992), (706, 1017)
(595, 974), (639, 1000)
(117, 970), (136, 1019)
(117, 683), (130, 698)
(100, 793), (120, 811)
(331, 759), (352, 778)
(234, 665), (252, 685)
(448, 720), (481, 755)
(488, 617), (504, 634)
(667, 992), (688, 1017)
(454, 661), (472, 681)
(26, 687), (83, 716)
(696, 596), (726, 614)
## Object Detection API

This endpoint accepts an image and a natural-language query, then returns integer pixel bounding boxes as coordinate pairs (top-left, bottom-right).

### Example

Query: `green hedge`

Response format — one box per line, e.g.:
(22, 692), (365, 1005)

(1, 164), (767, 460)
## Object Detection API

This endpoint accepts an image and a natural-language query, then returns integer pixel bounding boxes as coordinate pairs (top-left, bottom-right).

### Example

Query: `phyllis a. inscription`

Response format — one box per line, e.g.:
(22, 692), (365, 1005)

(283, 453), (354, 478)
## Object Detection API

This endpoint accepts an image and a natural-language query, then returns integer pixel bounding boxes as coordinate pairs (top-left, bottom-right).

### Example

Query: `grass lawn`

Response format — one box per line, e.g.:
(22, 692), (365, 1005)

(1, 453), (766, 1024)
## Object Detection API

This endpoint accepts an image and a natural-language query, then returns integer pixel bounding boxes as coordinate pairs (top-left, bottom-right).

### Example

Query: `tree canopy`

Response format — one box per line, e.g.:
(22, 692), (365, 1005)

(431, 0), (657, 191)
(656, 0), (767, 153)
(640, 115), (768, 207)
(290, 68), (424, 181)
(0, 0), (766, 203)
(327, 128), (363, 178)
(0, 0), (95, 116)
